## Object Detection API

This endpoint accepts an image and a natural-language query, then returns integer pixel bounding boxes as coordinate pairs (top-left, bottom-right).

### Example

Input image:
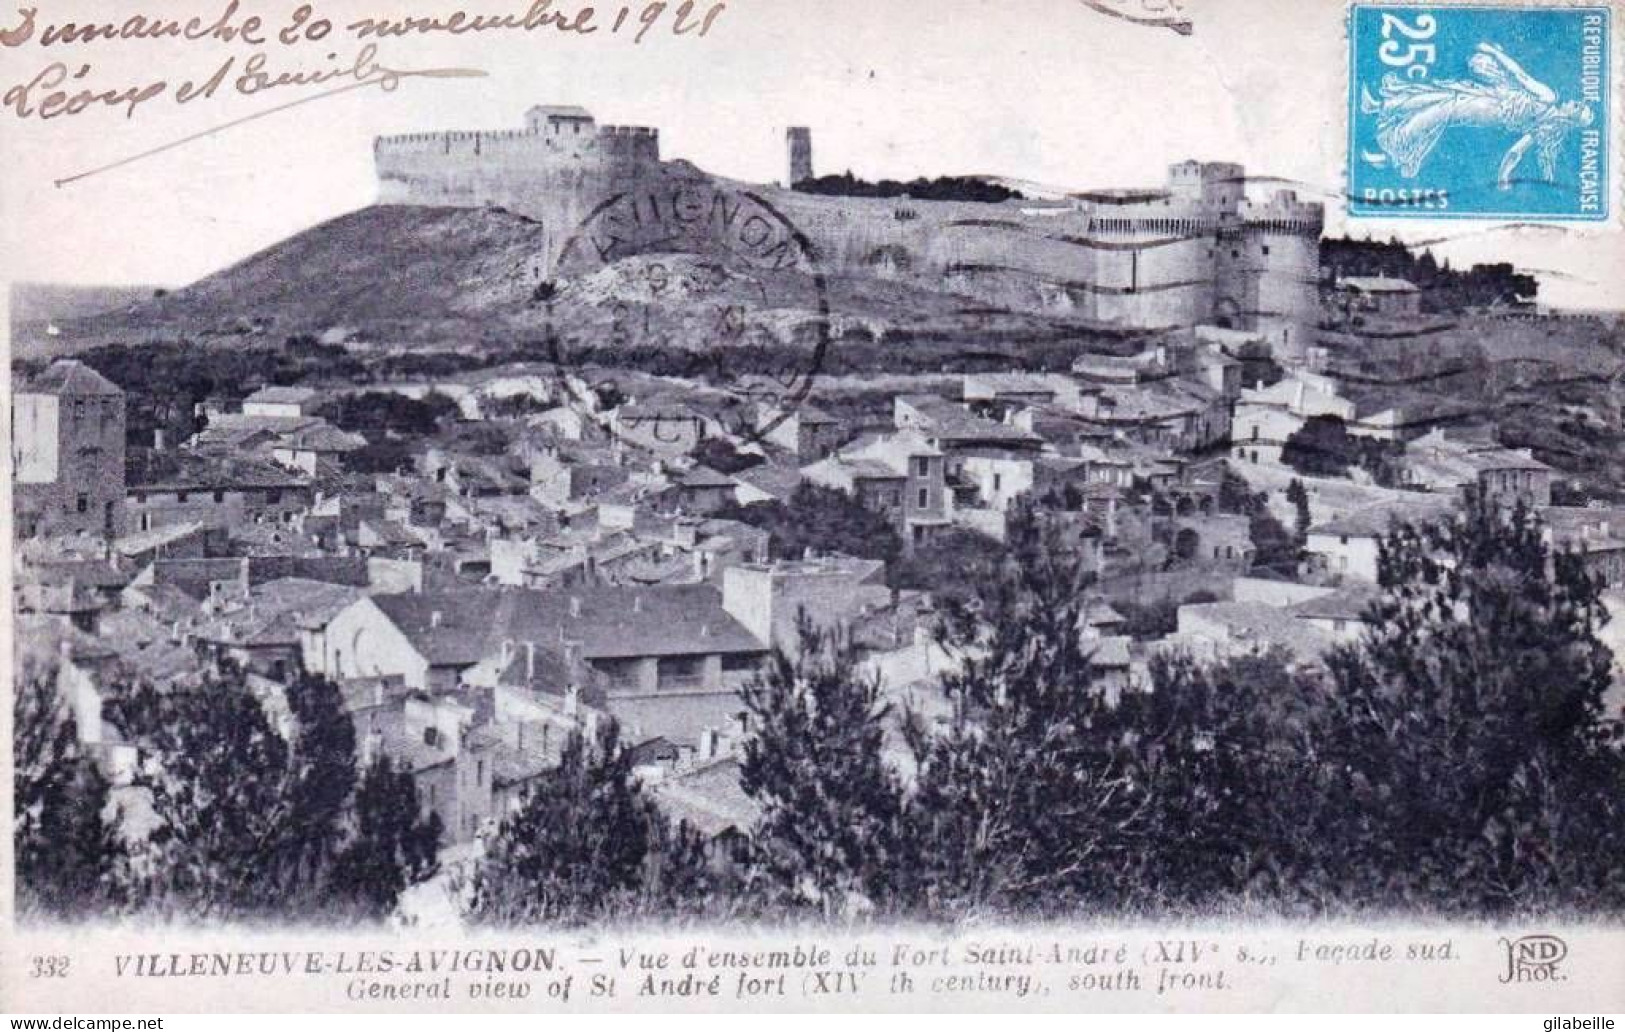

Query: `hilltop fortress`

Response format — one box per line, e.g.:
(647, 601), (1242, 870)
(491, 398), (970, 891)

(375, 105), (1324, 358)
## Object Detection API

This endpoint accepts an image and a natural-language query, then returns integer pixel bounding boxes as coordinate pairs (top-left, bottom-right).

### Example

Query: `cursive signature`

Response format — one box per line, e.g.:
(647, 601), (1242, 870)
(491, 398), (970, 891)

(50, 47), (486, 186)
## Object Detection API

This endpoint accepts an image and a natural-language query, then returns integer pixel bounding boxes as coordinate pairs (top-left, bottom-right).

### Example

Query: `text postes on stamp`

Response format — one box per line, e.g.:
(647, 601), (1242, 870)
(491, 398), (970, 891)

(1348, 4), (1610, 220)
(540, 180), (832, 448)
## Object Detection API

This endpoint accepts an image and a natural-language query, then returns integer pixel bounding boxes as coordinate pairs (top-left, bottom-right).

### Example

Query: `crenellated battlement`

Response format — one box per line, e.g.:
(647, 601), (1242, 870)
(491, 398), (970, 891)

(1240, 190), (1325, 234)
(374, 123), (660, 164)
(1084, 214), (1227, 236)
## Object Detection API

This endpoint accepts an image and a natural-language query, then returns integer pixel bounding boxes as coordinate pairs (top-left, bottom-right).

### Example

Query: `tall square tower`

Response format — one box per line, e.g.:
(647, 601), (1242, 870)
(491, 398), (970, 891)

(12, 360), (126, 540)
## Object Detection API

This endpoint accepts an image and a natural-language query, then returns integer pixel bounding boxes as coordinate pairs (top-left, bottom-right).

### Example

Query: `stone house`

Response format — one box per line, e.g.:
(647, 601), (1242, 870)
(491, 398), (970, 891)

(126, 453), (314, 535)
(12, 360), (127, 540)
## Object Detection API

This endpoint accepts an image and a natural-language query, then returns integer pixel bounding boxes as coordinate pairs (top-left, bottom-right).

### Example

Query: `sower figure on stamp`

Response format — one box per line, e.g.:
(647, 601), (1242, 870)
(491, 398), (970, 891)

(1361, 41), (1595, 188)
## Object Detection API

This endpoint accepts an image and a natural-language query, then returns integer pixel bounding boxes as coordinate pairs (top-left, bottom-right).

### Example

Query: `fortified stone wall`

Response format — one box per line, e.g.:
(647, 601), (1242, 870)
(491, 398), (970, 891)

(372, 112), (1325, 341)
(375, 123), (663, 271)
(1072, 197), (1237, 329)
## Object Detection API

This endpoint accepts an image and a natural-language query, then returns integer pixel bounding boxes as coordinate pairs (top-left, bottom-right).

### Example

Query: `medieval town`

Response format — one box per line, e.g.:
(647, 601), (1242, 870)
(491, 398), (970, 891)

(12, 105), (1625, 927)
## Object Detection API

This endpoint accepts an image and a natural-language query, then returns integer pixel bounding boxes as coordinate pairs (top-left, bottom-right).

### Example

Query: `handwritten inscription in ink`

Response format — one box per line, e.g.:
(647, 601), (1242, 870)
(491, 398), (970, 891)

(1, 1), (729, 123)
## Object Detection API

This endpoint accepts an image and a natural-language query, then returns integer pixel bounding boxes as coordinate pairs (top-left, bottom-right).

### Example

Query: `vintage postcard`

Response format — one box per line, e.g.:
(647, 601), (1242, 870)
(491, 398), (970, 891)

(2, 0), (1623, 1015)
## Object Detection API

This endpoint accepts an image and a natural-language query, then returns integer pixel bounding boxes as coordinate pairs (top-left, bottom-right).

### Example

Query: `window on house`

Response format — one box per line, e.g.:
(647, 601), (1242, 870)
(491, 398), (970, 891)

(917, 488), (929, 509)
(76, 494), (88, 514)
(266, 490), (282, 504)
(600, 659), (641, 690)
(993, 473), (1002, 493)
(658, 655), (705, 690)
(477, 759), (485, 785)
(176, 491), (189, 503)
(1262, 245), (1271, 255)
(1340, 535), (1349, 546)
(424, 726), (440, 747)
(912, 457), (929, 477)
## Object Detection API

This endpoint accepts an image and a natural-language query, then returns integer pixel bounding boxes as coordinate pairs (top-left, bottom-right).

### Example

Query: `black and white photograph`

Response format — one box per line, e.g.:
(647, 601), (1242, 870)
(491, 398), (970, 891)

(3, 0), (1623, 1016)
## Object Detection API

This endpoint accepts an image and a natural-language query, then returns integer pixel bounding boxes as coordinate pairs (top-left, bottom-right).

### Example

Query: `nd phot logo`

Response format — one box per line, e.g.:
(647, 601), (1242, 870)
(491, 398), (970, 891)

(1498, 934), (1568, 984)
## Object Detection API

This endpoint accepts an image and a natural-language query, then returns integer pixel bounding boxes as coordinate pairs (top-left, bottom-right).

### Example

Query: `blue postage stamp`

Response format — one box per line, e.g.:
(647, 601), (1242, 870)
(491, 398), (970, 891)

(1348, 4), (1610, 220)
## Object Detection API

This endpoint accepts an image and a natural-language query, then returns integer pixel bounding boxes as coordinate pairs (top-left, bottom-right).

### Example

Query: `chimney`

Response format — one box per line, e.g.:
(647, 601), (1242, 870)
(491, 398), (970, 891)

(674, 519), (699, 549)
(153, 427), (166, 452)
(524, 641), (536, 681)
(501, 639), (514, 666)
(430, 610), (443, 628)
(700, 623), (710, 638)
(569, 596), (581, 618)
(373, 681), (384, 707)
(1292, 380), (1306, 411)
(633, 595), (643, 613)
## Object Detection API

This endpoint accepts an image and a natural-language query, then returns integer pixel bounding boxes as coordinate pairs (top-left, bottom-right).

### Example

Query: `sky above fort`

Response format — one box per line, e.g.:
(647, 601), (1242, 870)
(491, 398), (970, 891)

(1, 0), (1618, 309)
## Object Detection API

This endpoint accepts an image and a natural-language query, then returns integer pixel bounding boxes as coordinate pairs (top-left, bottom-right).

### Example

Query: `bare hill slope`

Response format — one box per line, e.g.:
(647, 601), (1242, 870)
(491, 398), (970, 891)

(32, 203), (1125, 362)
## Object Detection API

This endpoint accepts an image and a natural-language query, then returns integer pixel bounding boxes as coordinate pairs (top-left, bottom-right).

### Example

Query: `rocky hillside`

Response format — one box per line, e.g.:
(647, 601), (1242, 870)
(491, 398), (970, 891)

(25, 203), (1115, 361)
(48, 206), (555, 349)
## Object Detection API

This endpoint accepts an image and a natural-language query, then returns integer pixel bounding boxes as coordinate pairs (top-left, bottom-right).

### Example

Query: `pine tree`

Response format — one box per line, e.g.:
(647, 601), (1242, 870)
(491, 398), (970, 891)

(467, 719), (659, 926)
(1315, 490), (1625, 914)
(639, 816), (746, 923)
(109, 667), (298, 920)
(12, 661), (127, 921)
(1286, 478), (1312, 545)
(1122, 649), (1330, 912)
(903, 504), (1145, 918)
(277, 672), (358, 900)
(738, 616), (906, 918)
(328, 753), (442, 920)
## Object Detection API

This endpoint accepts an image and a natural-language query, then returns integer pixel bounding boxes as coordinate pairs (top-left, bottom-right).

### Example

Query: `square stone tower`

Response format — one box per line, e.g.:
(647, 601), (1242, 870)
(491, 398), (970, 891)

(12, 359), (126, 540)
(787, 127), (814, 186)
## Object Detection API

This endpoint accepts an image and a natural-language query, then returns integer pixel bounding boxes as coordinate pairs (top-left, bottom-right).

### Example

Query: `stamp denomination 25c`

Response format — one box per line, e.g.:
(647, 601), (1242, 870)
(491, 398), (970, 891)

(1348, 4), (1610, 220)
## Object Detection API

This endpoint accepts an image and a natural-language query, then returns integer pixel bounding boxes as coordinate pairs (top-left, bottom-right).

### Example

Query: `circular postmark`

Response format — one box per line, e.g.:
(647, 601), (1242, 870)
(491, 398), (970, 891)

(536, 178), (832, 449)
